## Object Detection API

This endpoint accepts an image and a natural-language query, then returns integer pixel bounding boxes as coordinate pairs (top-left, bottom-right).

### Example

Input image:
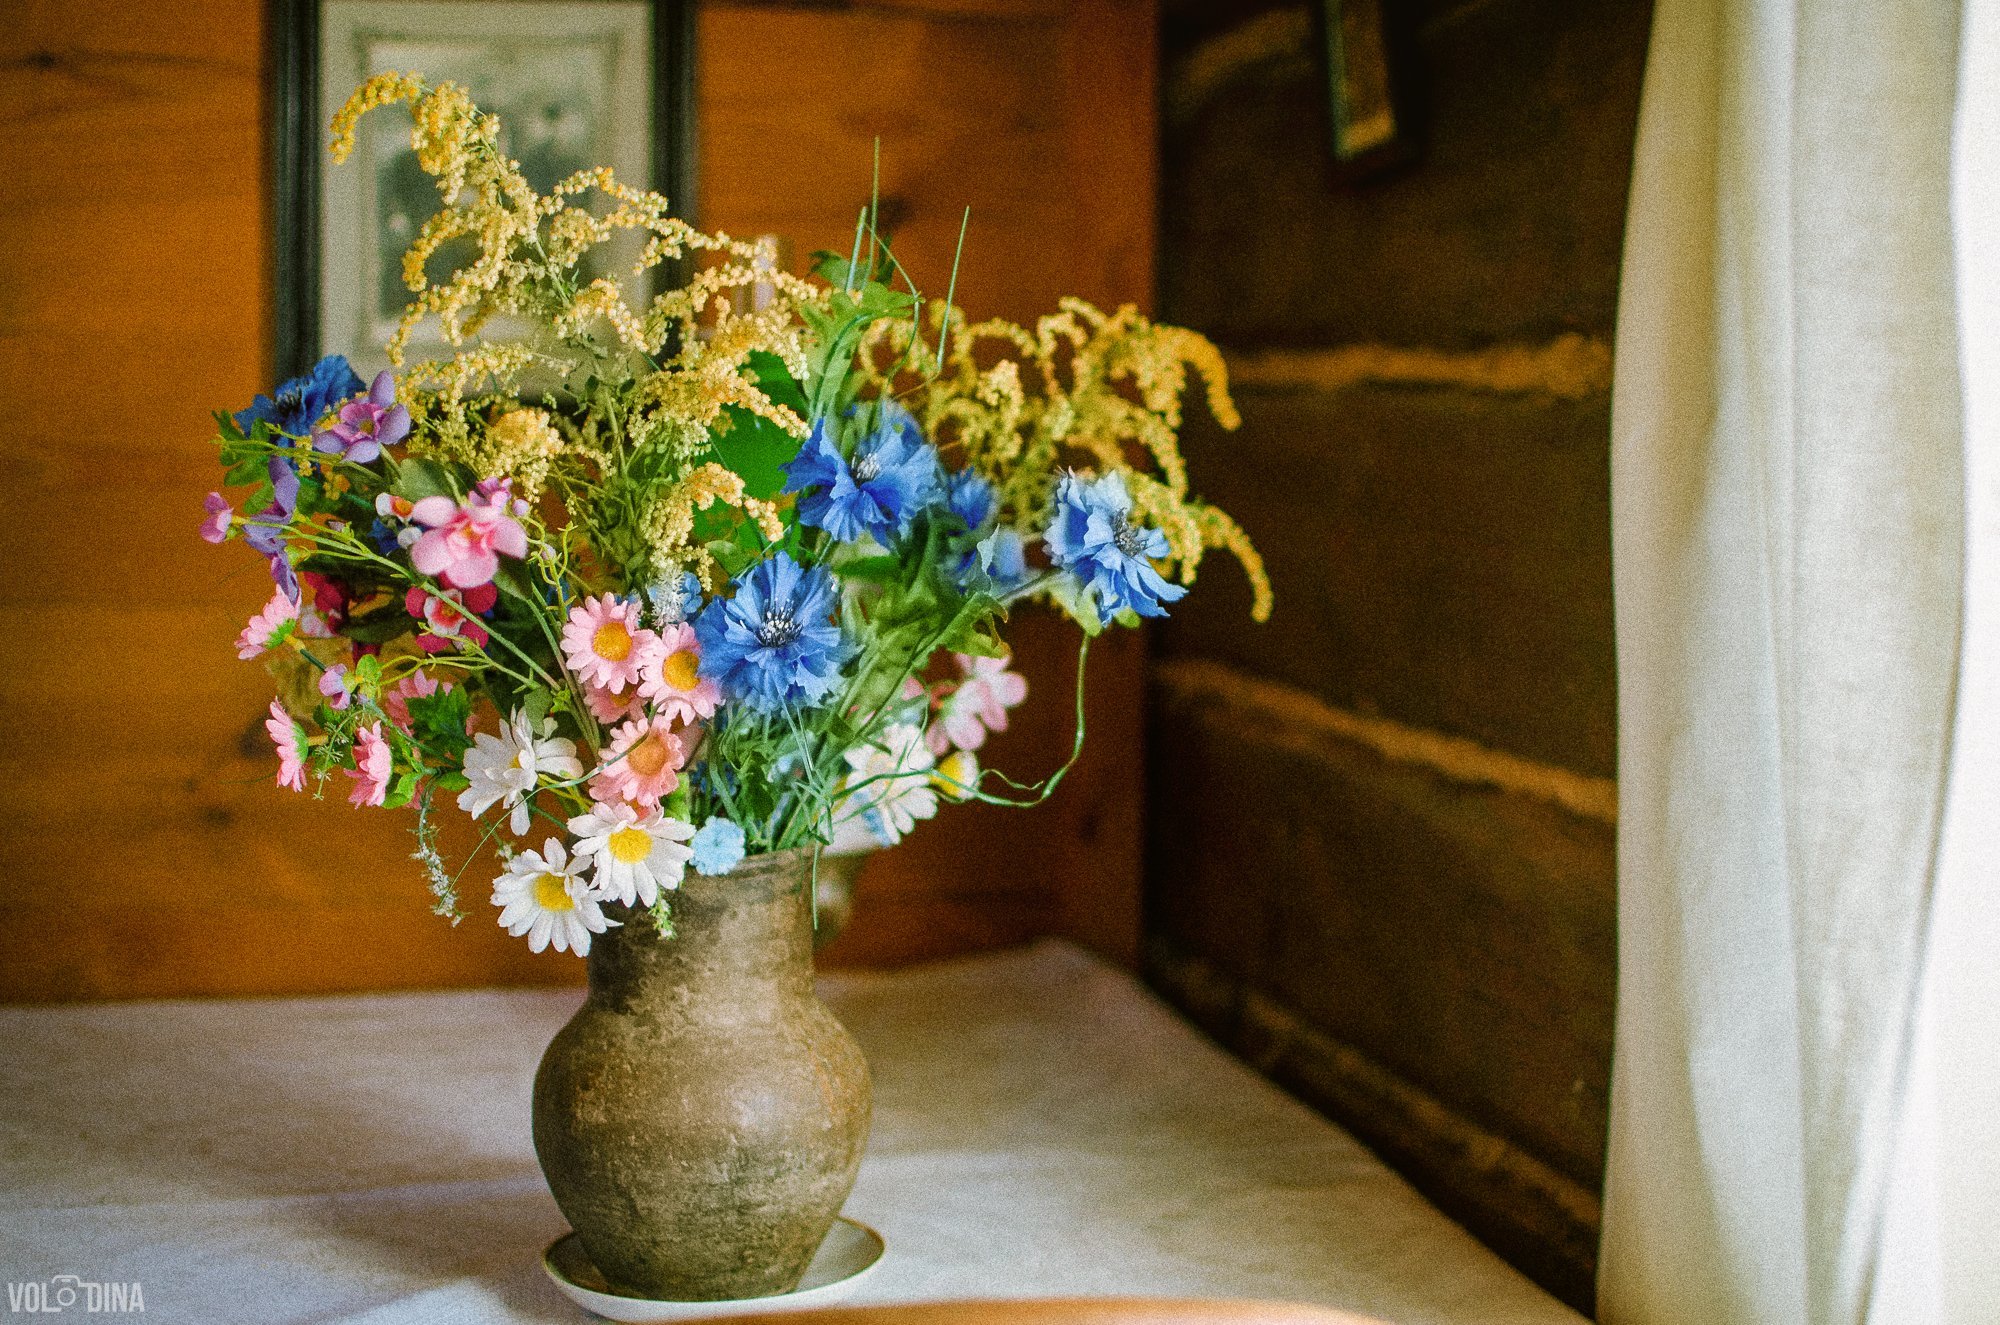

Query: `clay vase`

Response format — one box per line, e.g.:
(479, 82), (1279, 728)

(532, 848), (872, 1301)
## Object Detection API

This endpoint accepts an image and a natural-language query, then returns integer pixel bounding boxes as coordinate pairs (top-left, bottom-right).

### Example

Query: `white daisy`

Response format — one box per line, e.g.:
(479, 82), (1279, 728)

(492, 839), (615, 955)
(831, 722), (939, 848)
(567, 802), (696, 907)
(458, 709), (584, 835)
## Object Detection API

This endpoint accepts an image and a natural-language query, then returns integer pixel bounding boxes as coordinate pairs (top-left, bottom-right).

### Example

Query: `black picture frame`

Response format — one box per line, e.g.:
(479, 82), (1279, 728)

(267, 0), (696, 382)
(1315, 0), (1422, 182)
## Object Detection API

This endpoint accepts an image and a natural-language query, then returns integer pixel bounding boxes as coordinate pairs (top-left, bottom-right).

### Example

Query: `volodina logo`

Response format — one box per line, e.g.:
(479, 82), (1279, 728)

(5, 1278), (145, 1314)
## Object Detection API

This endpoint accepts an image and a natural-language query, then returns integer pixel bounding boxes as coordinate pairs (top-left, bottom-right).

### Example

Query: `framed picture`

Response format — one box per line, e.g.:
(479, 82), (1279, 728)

(270, 0), (695, 380)
(1315, 0), (1420, 181)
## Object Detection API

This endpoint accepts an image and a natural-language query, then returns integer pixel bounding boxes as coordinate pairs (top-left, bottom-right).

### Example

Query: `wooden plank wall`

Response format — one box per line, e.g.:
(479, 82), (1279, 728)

(1144, 0), (1649, 1310)
(0, 0), (1156, 1002)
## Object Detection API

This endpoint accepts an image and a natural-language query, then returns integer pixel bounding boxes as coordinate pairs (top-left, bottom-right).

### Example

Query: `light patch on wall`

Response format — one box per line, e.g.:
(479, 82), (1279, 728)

(1225, 334), (1615, 402)
(1156, 657), (1618, 825)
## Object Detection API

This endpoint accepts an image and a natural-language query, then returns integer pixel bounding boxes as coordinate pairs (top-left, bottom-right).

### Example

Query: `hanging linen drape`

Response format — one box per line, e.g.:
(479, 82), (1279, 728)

(1601, 0), (1999, 1321)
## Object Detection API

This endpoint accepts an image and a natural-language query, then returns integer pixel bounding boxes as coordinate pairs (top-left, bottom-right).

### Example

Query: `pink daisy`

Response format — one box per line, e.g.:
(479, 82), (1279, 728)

(591, 715), (687, 808)
(562, 595), (655, 691)
(236, 591), (299, 660)
(346, 722), (394, 807)
(581, 677), (649, 725)
(927, 652), (1029, 754)
(636, 622), (721, 725)
(265, 700), (308, 791)
(382, 670), (452, 729)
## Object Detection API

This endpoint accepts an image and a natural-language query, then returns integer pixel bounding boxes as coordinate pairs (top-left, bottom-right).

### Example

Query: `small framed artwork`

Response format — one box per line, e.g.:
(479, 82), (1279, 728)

(270, 0), (695, 380)
(1315, 0), (1420, 181)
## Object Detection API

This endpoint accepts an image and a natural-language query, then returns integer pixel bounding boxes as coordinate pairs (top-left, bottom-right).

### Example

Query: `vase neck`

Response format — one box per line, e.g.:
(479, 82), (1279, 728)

(587, 849), (818, 1014)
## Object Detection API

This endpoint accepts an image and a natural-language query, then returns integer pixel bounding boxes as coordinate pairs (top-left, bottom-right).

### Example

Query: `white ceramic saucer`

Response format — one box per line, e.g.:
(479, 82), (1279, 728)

(542, 1217), (886, 1322)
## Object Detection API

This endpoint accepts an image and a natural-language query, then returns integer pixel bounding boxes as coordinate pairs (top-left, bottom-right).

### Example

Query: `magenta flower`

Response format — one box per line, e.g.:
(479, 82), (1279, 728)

(408, 482), (528, 590)
(346, 722), (394, 807)
(200, 493), (233, 544)
(405, 583), (496, 653)
(313, 371), (409, 464)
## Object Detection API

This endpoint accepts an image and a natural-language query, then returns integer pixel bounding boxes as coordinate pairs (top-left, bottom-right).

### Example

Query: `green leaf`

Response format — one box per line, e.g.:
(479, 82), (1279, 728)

(707, 406), (802, 502)
(491, 557), (537, 604)
(1045, 573), (1105, 636)
(832, 555), (899, 584)
(706, 538), (759, 580)
(392, 457), (459, 503)
(744, 350), (810, 418)
(342, 610), (415, 645)
(408, 685), (474, 759)
(382, 769), (423, 810)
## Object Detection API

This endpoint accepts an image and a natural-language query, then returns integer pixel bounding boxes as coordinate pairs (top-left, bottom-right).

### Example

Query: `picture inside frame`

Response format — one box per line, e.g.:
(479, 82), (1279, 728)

(317, 0), (654, 378)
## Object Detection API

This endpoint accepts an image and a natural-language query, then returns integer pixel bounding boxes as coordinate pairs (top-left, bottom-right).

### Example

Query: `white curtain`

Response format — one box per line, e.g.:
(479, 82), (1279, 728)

(1601, 0), (2000, 1321)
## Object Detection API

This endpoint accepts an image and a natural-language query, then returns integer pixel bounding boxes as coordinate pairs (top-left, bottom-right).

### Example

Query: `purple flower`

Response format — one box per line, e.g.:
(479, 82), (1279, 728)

(200, 492), (233, 544)
(1044, 470), (1186, 619)
(318, 664), (354, 711)
(242, 458), (302, 600)
(313, 371), (408, 464)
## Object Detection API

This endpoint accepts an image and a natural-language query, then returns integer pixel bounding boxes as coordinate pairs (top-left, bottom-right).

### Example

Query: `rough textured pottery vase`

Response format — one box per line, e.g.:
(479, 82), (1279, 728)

(532, 848), (872, 1301)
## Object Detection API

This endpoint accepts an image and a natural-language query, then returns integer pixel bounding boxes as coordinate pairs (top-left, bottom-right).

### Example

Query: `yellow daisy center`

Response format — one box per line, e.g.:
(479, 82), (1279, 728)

(593, 620), (634, 662)
(627, 732), (672, 778)
(608, 826), (653, 864)
(533, 873), (576, 911)
(660, 649), (701, 691)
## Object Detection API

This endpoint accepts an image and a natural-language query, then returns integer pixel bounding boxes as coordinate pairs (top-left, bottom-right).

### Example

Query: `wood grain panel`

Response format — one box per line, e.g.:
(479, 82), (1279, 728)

(0, 0), (1158, 1001)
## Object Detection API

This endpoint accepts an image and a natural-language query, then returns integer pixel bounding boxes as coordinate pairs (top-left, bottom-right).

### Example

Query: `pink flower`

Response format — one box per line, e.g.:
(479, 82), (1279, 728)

(405, 583), (496, 653)
(265, 700), (308, 791)
(591, 715), (687, 808)
(562, 594), (655, 691)
(636, 622), (721, 725)
(201, 493), (233, 543)
(382, 670), (452, 729)
(581, 677), (648, 725)
(408, 482), (528, 590)
(236, 591), (298, 659)
(346, 722), (393, 807)
(927, 653), (1029, 754)
(318, 664), (354, 711)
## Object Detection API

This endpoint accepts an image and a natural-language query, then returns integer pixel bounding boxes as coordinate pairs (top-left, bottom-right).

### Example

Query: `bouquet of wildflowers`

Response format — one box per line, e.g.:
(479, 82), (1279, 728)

(201, 75), (1270, 956)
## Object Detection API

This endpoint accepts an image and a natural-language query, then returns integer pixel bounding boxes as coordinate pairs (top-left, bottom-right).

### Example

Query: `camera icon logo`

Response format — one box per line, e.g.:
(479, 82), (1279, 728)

(48, 1275), (84, 1309)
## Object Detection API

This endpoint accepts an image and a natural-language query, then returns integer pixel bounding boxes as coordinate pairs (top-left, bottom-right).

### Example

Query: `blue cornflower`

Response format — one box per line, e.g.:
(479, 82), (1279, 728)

(782, 403), (941, 544)
(695, 552), (853, 711)
(945, 468), (997, 531)
(1043, 471), (1187, 619)
(234, 355), (364, 438)
(974, 526), (1032, 593)
(689, 817), (747, 876)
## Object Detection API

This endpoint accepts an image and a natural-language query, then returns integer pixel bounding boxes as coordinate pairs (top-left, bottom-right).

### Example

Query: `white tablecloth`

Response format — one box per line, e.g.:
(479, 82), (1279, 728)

(0, 942), (1579, 1325)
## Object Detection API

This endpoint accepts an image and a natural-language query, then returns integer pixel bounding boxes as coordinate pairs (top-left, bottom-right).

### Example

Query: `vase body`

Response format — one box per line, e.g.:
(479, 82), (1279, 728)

(532, 848), (872, 1300)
